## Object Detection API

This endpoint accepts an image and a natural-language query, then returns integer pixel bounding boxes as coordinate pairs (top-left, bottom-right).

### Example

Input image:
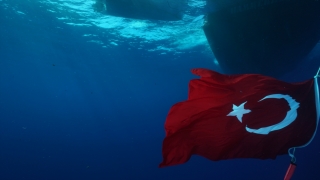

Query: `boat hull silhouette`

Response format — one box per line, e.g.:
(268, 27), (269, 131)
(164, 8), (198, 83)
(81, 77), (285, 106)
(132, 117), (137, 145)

(203, 0), (320, 77)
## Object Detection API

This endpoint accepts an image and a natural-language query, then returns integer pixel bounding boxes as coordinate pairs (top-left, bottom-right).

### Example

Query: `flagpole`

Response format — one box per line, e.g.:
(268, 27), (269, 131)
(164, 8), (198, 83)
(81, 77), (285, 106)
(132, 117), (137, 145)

(284, 68), (320, 180)
(287, 67), (320, 163)
(315, 67), (320, 78)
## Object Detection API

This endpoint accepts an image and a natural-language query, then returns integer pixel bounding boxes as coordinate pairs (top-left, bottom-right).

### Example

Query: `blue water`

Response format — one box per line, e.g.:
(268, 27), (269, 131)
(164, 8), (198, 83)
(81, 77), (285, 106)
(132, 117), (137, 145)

(1, 0), (320, 179)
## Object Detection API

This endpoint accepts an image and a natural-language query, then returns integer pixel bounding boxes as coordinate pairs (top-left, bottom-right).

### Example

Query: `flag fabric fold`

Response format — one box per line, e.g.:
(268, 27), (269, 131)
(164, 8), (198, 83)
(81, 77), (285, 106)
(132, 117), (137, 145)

(160, 68), (317, 168)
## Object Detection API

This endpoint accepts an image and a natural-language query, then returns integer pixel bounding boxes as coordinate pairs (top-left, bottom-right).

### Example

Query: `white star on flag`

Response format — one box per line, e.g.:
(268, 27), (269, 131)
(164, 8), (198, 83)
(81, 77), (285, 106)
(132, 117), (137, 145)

(227, 101), (251, 122)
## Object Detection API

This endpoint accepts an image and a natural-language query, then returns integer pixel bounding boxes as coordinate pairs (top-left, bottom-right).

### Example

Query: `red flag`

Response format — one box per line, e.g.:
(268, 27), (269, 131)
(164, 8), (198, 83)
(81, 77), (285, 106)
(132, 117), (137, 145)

(159, 68), (317, 168)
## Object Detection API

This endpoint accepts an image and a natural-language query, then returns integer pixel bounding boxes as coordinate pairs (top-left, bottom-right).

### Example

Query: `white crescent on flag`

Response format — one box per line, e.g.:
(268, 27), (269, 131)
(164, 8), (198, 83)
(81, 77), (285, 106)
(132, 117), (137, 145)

(228, 94), (300, 135)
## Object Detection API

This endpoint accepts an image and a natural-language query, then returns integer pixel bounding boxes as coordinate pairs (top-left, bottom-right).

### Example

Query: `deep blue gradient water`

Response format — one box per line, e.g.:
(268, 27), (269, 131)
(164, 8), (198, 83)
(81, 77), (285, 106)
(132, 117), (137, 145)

(1, 0), (320, 180)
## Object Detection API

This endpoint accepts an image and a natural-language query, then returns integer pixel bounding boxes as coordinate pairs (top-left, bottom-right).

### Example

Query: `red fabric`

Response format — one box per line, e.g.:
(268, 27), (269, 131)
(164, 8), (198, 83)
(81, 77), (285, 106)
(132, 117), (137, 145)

(159, 68), (316, 168)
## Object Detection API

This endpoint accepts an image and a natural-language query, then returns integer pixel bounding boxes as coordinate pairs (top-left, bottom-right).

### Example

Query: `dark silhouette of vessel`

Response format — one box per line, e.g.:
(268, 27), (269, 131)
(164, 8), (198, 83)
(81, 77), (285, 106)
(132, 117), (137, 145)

(203, 0), (320, 77)
(93, 0), (185, 21)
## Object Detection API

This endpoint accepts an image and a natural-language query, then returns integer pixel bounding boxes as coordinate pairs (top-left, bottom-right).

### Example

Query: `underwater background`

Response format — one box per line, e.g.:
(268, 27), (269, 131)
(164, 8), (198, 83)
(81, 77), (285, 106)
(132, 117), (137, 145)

(0, 0), (320, 179)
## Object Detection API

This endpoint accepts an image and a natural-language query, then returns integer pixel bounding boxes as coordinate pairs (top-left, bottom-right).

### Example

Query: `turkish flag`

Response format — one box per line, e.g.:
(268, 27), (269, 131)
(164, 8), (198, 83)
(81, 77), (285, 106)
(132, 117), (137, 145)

(159, 68), (317, 167)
